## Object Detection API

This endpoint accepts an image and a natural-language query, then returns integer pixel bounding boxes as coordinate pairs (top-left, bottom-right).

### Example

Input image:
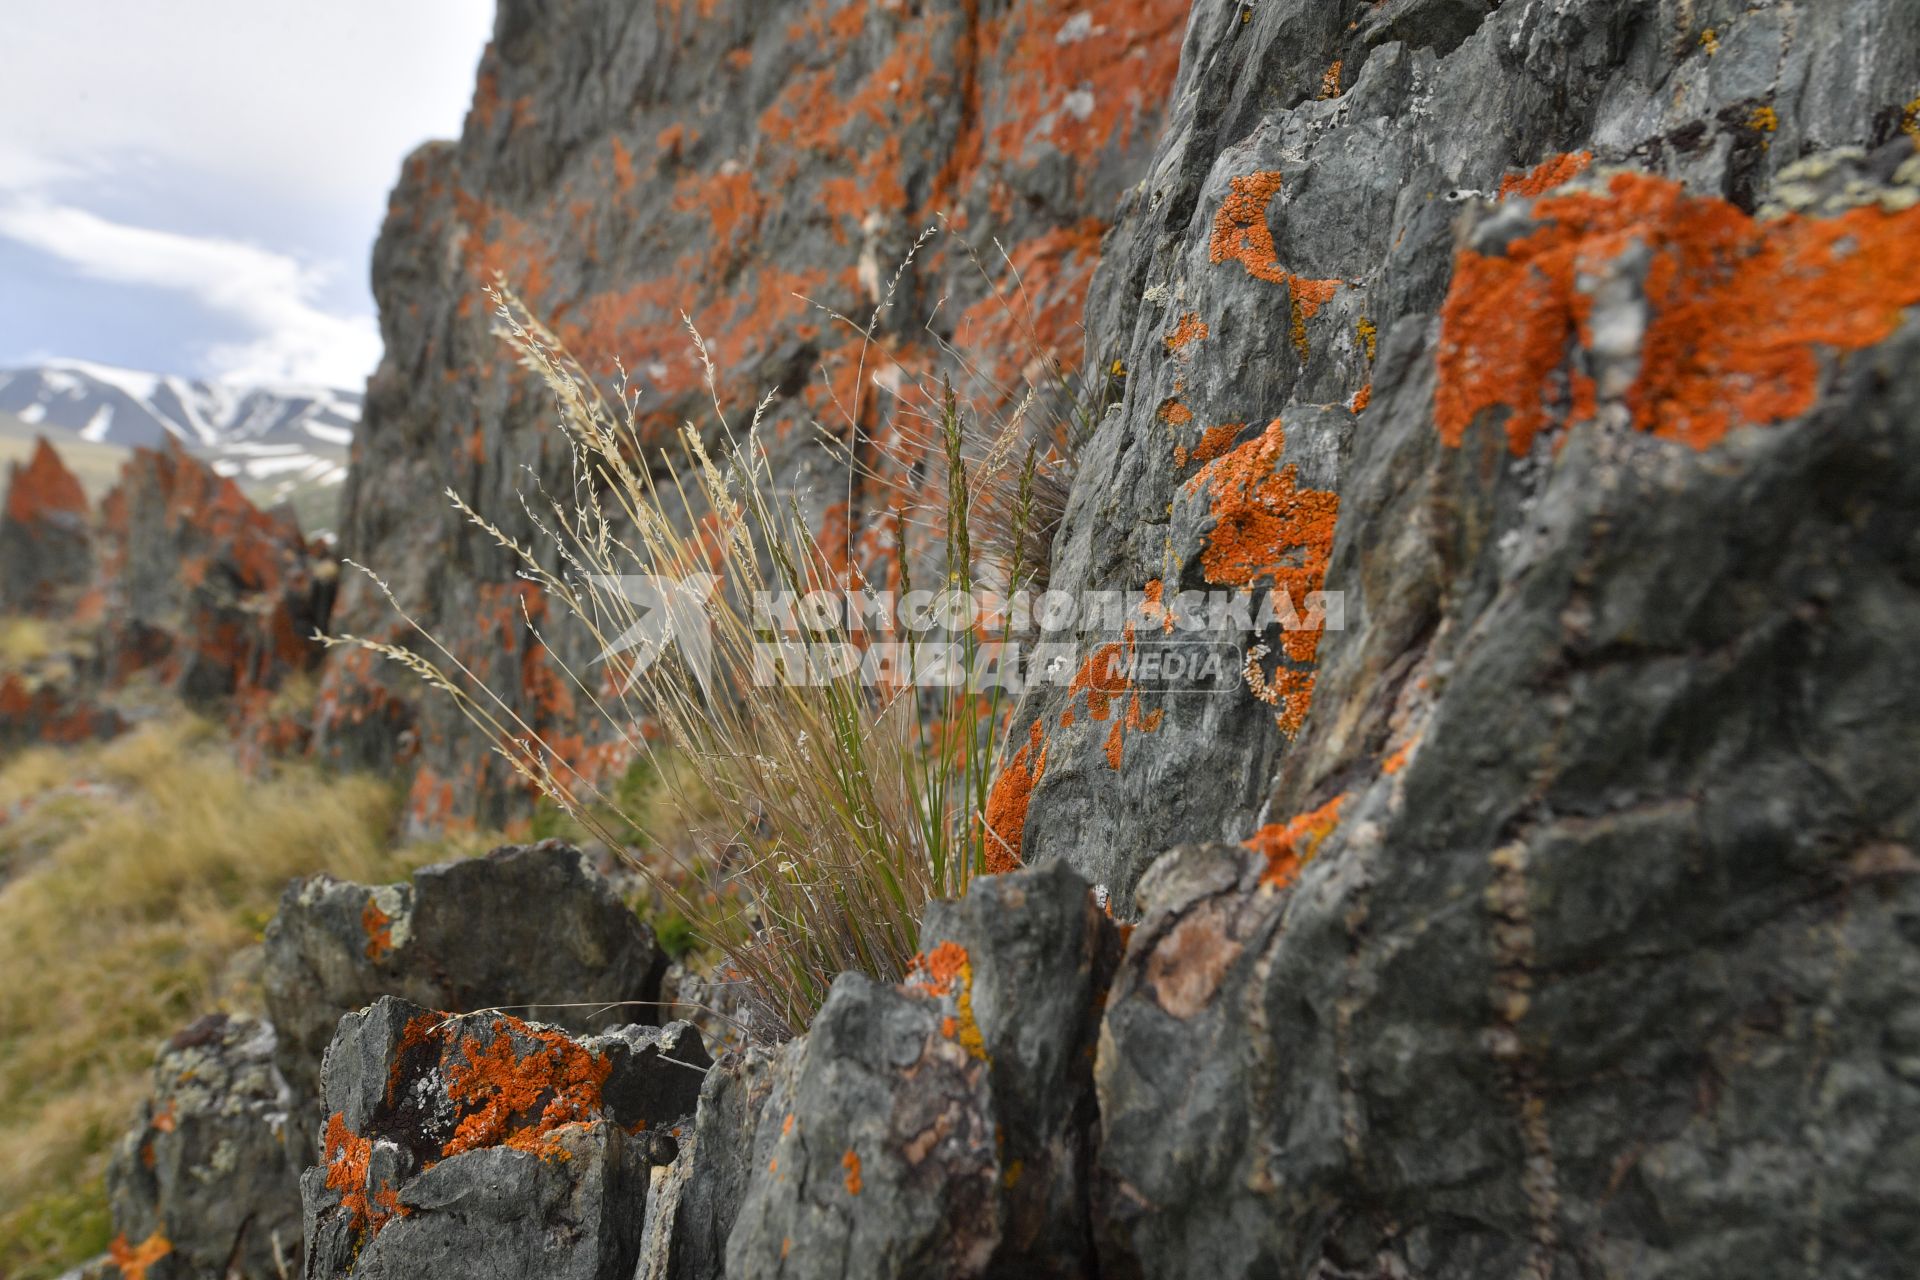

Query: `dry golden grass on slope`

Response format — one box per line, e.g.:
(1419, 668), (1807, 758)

(0, 716), (491, 1280)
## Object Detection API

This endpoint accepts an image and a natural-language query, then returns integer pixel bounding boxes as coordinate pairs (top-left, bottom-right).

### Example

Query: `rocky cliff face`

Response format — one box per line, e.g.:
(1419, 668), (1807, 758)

(76, 0), (1920, 1276)
(316, 0), (1192, 828)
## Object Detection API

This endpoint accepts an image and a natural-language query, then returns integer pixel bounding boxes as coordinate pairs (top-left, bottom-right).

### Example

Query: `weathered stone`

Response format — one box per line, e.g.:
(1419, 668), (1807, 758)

(264, 840), (665, 1153)
(632, 1043), (797, 1280)
(0, 437), (92, 615)
(301, 995), (708, 1279)
(96, 440), (332, 707)
(725, 861), (1119, 1279)
(104, 1014), (303, 1280)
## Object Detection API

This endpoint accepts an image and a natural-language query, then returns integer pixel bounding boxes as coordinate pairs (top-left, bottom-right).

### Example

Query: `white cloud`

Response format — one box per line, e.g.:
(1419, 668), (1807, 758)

(0, 1), (494, 384)
(0, 3), (496, 214)
(0, 198), (381, 387)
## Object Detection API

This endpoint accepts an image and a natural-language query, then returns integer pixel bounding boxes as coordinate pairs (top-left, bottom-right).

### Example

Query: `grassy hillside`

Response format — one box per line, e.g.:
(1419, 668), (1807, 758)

(0, 718), (493, 1279)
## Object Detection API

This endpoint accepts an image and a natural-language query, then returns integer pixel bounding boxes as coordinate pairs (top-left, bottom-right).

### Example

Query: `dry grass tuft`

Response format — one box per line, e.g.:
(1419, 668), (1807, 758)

(334, 249), (1097, 1035)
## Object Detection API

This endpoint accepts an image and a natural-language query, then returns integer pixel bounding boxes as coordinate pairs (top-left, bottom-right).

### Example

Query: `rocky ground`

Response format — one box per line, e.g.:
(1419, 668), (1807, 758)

(10, 0), (1920, 1276)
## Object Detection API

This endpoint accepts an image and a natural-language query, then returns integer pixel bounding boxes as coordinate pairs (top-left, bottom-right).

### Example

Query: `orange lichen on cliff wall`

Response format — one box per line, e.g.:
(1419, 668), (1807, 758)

(1165, 311), (1210, 352)
(842, 1148), (864, 1195)
(1498, 150), (1593, 200)
(1208, 171), (1340, 316)
(984, 719), (1047, 872)
(1185, 420), (1339, 733)
(1437, 171), (1920, 455)
(442, 1016), (614, 1160)
(1247, 793), (1346, 888)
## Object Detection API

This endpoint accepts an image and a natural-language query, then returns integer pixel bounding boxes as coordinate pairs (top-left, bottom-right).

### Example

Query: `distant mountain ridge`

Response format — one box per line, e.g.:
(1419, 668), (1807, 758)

(0, 359), (359, 454)
(0, 361), (357, 521)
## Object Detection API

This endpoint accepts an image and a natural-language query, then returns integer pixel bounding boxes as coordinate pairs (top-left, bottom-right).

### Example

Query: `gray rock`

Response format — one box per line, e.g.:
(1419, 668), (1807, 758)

(724, 861), (1119, 1279)
(301, 996), (709, 1279)
(264, 840), (664, 1155)
(1016, 0), (1920, 908)
(633, 1044), (796, 1280)
(1076, 4), (1920, 1275)
(104, 1013), (303, 1280)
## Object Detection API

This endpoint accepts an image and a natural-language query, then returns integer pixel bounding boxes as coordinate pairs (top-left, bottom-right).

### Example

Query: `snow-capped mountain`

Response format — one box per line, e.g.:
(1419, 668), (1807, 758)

(0, 359), (358, 487)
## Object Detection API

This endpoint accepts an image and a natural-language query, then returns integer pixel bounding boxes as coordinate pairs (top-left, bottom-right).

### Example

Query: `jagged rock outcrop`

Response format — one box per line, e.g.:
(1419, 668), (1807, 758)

(722, 861), (1119, 1279)
(315, 0), (1191, 827)
(301, 996), (708, 1278)
(264, 841), (665, 1153)
(97, 440), (334, 708)
(0, 437), (92, 614)
(103, 1014), (304, 1280)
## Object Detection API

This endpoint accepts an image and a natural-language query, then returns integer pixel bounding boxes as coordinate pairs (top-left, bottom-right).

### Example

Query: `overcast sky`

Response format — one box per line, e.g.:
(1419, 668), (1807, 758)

(0, 2), (497, 389)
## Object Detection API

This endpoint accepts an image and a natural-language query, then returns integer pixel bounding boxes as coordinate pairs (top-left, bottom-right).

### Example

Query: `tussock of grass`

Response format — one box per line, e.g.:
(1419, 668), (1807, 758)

(333, 274), (1077, 1036)
(0, 717), (462, 1280)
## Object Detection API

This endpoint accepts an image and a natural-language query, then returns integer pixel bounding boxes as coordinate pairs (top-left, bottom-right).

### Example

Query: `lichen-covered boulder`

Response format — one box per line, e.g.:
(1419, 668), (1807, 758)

(103, 1014), (303, 1280)
(301, 996), (708, 1279)
(0, 437), (92, 615)
(95, 440), (332, 705)
(724, 861), (1120, 1279)
(263, 840), (664, 1154)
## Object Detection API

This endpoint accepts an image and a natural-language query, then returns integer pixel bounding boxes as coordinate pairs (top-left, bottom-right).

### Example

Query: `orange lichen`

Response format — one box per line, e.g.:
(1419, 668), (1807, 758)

(1165, 312), (1210, 352)
(842, 1148), (864, 1195)
(1189, 423), (1242, 466)
(361, 898), (395, 962)
(610, 136), (638, 195)
(440, 1018), (614, 1160)
(107, 1231), (172, 1280)
(1319, 60), (1343, 99)
(1349, 383), (1372, 413)
(910, 941), (971, 999)
(909, 942), (987, 1060)
(1498, 151), (1592, 201)
(1208, 171), (1341, 316)
(1437, 171), (1920, 455)
(1382, 736), (1419, 774)
(1183, 420), (1339, 731)
(323, 1112), (406, 1238)
(1159, 399), (1195, 427)
(985, 719), (1046, 873)
(1247, 793), (1346, 888)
